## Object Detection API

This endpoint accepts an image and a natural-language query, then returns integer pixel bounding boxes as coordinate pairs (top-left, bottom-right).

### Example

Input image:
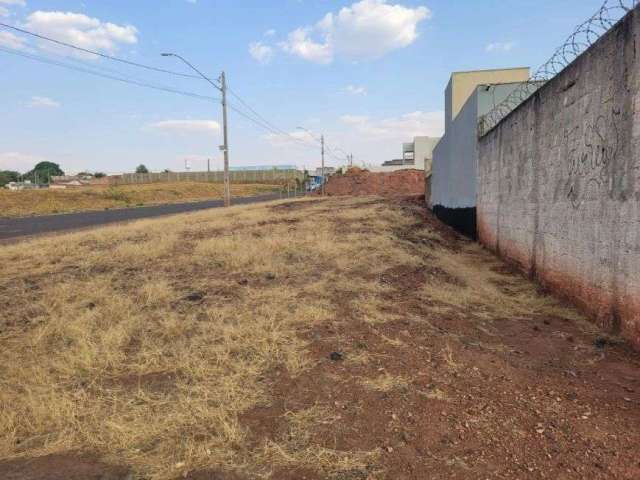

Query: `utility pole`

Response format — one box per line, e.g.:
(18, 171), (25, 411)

(220, 71), (230, 207)
(207, 158), (210, 173)
(162, 53), (231, 207)
(321, 134), (325, 196)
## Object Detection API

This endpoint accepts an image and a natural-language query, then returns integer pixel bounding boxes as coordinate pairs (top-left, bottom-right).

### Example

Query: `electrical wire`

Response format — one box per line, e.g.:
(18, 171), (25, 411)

(227, 84), (332, 153)
(0, 22), (203, 80)
(0, 23), (353, 161)
(0, 42), (308, 143)
(0, 46), (219, 102)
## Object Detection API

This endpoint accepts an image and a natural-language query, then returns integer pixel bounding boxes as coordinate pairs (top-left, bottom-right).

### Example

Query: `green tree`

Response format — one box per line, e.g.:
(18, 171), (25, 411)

(135, 164), (149, 174)
(94, 172), (107, 178)
(24, 162), (64, 184)
(0, 170), (20, 187)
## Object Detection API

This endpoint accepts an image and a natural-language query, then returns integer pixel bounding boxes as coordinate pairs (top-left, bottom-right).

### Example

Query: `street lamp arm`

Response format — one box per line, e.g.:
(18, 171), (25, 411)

(161, 53), (221, 92)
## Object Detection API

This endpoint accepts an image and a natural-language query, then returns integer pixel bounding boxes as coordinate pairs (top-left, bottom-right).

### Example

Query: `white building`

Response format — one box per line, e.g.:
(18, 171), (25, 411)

(370, 136), (440, 173)
(5, 181), (35, 191)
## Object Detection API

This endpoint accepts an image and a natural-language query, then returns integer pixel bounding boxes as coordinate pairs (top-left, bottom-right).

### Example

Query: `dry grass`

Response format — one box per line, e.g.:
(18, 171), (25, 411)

(259, 406), (378, 475)
(360, 373), (410, 392)
(0, 182), (279, 217)
(0, 195), (591, 479)
(423, 242), (584, 321)
(0, 196), (418, 479)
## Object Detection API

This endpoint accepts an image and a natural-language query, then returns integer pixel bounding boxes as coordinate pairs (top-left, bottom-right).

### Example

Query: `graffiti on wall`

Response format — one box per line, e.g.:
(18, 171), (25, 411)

(564, 108), (622, 209)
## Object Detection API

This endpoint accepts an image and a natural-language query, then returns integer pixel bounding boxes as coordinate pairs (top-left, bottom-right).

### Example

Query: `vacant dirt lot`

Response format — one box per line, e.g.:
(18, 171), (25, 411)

(322, 168), (425, 197)
(0, 196), (638, 479)
(0, 182), (279, 217)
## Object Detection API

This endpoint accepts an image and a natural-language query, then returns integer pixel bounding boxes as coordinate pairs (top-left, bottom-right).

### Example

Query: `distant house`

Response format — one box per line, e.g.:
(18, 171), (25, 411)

(51, 174), (95, 188)
(381, 159), (408, 167)
(5, 181), (37, 191)
(371, 136), (440, 173)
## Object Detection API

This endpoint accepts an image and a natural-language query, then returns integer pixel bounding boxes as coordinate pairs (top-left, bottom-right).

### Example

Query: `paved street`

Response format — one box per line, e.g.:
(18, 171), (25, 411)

(0, 193), (281, 242)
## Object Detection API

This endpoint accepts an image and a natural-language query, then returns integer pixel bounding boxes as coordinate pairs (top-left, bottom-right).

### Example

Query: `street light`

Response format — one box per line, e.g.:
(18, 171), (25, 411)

(297, 126), (325, 196)
(161, 53), (231, 207)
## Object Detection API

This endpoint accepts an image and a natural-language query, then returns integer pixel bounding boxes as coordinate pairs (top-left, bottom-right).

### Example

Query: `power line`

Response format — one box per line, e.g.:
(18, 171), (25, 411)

(228, 84), (331, 152)
(228, 86), (292, 137)
(0, 46), (219, 102)
(227, 102), (283, 134)
(226, 86), (335, 153)
(19, 39), (189, 88)
(0, 23), (353, 162)
(0, 22), (203, 80)
(226, 102), (325, 154)
(296, 126), (349, 161)
(2, 44), (351, 162)
(0, 42), (302, 138)
(226, 102), (350, 162)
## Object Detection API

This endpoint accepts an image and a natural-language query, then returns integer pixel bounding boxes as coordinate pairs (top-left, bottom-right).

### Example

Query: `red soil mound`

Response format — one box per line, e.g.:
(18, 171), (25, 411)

(322, 168), (425, 197)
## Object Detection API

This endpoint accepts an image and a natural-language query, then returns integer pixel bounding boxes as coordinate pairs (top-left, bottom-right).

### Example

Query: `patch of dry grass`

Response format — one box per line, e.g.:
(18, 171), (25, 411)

(0, 182), (278, 217)
(423, 243), (584, 321)
(360, 373), (410, 392)
(0, 196), (416, 479)
(257, 406), (378, 476)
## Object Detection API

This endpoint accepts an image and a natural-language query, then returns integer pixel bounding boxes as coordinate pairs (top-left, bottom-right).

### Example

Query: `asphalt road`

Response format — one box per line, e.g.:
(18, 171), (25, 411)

(0, 193), (281, 242)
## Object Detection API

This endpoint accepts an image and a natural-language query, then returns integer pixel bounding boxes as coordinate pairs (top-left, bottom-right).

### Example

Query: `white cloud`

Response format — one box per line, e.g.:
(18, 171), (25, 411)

(249, 41), (274, 64)
(28, 96), (60, 108)
(0, 152), (43, 173)
(147, 120), (221, 135)
(340, 110), (444, 140)
(485, 41), (515, 53)
(23, 11), (138, 58)
(0, 30), (26, 49)
(264, 29), (276, 37)
(280, 27), (332, 64)
(0, 0), (25, 19)
(345, 85), (367, 95)
(280, 0), (431, 64)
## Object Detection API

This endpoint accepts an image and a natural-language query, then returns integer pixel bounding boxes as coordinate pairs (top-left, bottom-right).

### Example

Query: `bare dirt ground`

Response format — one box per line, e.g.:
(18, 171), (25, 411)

(1, 196), (639, 480)
(322, 168), (425, 197)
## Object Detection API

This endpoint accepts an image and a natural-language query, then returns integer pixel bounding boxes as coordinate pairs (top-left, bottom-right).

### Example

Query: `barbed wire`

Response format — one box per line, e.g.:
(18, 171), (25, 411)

(479, 0), (639, 136)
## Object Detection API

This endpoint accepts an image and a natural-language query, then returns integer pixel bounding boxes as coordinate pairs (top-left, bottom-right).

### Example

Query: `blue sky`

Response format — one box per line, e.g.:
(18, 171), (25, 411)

(0, 0), (611, 174)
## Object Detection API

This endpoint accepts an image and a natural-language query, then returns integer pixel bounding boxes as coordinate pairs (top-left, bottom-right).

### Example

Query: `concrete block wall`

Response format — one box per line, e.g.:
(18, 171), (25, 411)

(477, 7), (640, 347)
